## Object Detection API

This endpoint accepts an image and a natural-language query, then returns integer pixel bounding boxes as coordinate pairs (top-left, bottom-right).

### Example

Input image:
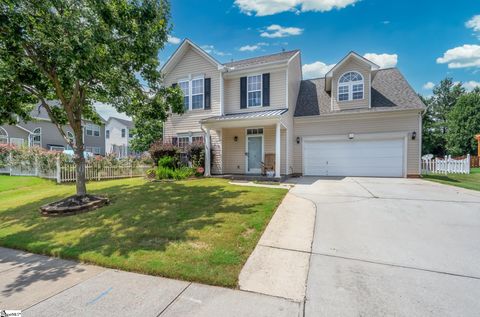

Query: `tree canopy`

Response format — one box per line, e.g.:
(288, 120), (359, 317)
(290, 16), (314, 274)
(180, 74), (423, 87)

(0, 0), (183, 196)
(446, 90), (480, 156)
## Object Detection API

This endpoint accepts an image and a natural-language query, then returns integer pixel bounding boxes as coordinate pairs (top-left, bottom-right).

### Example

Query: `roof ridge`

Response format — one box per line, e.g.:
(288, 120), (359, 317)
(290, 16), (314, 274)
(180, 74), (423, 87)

(224, 49), (300, 66)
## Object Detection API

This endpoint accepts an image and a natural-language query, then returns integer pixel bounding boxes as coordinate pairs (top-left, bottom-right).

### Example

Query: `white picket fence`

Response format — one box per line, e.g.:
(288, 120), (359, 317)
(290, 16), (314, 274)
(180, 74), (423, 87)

(422, 154), (471, 175)
(1, 157), (150, 183)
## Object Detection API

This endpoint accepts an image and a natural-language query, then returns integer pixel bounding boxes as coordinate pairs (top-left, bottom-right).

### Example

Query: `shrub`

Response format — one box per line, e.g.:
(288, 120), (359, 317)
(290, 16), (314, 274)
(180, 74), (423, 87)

(156, 166), (175, 179)
(149, 140), (180, 165)
(172, 167), (195, 180)
(158, 156), (176, 169)
(186, 141), (205, 168)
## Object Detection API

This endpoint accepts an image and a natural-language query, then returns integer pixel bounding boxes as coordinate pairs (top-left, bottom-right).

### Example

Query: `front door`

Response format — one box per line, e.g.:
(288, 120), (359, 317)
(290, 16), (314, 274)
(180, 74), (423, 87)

(247, 135), (263, 173)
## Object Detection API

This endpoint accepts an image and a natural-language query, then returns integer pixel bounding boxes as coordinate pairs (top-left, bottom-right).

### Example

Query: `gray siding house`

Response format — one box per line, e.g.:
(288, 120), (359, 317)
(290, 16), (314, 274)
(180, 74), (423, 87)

(0, 105), (106, 155)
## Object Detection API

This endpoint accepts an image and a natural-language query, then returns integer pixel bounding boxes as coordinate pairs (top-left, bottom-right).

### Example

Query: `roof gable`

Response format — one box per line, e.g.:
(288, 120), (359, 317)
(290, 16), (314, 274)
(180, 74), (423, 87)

(325, 51), (379, 78)
(161, 39), (223, 75)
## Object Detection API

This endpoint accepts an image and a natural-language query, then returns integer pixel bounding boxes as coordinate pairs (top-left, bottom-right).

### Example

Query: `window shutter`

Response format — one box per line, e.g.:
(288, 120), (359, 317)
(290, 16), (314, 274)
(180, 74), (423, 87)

(262, 73), (270, 107)
(240, 76), (247, 109)
(204, 78), (211, 110)
(171, 137), (178, 145)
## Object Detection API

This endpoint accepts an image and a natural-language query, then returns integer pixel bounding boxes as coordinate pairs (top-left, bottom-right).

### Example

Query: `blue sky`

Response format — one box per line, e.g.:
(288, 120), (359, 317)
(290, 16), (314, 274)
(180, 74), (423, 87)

(97, 0), (480, 119)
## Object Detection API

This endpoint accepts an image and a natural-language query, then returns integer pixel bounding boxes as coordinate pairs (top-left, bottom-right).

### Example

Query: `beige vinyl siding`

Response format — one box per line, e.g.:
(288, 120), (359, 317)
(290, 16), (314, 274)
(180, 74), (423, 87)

(332, 57), (371, 111)
(223, 70), (287, 114)
(281, 53), (302, 175)
(162, 46), (223, 174)
(163, 47), (221, 139)
(222, 126), (286, 174)
(293, 111), (421, 176)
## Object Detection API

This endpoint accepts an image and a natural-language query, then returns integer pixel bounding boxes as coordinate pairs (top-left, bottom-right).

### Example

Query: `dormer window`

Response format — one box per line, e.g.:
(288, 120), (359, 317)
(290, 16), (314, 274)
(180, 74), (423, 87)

(338, 71), (364, 101)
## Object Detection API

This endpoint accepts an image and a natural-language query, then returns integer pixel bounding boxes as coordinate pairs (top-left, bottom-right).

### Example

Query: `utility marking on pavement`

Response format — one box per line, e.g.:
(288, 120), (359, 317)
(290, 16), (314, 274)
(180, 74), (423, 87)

(313, 252), (480, 280)
(86, 287), (113, 306)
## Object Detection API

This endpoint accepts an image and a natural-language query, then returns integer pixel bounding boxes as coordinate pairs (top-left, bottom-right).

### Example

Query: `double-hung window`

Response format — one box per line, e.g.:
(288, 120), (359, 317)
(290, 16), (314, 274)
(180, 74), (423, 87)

(121, 128), (126, 138)
(178, 76), (205, 111)
(86, 123), (100, 137)
(106, 130), (110, 139)
(179, 80), (189, 110)
(338, 71), (364, 102)
(0, 128), (7, 144)
(177, 136), (190, 149)
(247, 75), (262, 107)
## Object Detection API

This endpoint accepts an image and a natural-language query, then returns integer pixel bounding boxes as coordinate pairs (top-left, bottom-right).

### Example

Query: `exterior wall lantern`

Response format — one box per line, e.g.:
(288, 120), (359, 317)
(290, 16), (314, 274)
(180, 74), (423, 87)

(234, 136), (238, 142)
(296, 136), (300, 144)
(348, 133), (355, 140)
(411, 131), (417, 140)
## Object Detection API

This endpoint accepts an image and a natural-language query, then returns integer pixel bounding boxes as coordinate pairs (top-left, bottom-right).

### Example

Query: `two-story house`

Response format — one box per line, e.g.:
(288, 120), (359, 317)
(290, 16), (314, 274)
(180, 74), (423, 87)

(105, 117), (134, 157)
(162, 39), (425, 178)
(1, 104), (106, 155)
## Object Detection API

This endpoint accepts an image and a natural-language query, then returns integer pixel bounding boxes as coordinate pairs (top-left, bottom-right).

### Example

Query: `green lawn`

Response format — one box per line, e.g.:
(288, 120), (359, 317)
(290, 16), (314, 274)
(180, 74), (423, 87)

(423, 168), (480, 192)
(0, 176), (287, 287)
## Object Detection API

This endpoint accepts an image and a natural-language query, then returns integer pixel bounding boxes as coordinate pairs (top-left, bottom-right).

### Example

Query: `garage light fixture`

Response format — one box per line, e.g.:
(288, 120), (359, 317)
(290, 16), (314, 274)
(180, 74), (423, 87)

(296, 136), (300, 144)
(411, 131), (416, 140)
(348, 133), (355, 139)
(234, 136), (238, 142)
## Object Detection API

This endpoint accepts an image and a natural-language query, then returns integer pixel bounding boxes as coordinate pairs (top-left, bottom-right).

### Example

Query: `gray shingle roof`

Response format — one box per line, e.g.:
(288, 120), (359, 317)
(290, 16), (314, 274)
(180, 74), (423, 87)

(110, 117), (133, 128)
(224, 50), (299, 69)
(294, 68), (426, 117)
(202, 108), (288, 123)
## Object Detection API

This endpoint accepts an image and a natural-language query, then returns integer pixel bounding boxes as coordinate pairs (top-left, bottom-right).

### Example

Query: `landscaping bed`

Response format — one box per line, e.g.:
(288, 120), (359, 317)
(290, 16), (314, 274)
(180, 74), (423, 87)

(0, 176), (287, 287)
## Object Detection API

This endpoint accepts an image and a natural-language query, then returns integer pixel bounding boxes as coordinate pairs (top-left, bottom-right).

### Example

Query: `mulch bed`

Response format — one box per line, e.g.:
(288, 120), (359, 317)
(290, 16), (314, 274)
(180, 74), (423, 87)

(40, 194), (109, 217)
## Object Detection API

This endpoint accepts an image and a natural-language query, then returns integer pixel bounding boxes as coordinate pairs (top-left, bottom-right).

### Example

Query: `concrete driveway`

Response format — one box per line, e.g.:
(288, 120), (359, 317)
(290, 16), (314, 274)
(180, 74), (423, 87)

(291, 177), (480, 317)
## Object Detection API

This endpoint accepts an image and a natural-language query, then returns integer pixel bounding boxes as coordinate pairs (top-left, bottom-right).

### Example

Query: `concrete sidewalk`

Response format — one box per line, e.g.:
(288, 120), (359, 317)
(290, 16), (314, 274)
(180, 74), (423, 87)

(0, 248), (302, 316)
(239, 193), (316, 301)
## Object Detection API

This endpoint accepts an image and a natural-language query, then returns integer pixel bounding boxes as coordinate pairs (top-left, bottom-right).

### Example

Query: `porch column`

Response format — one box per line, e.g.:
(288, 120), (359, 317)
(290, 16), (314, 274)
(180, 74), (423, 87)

(275, 122), (281, 178)
(205, 128), (211, 176)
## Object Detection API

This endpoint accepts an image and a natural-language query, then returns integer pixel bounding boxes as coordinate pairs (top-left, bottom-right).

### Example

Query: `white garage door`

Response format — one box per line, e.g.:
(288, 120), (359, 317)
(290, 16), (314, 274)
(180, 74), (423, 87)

(303, 138), (404, 177)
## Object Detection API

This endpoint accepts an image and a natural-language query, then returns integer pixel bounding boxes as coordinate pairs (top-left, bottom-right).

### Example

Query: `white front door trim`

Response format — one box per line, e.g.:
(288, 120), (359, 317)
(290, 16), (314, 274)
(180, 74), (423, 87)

(245, 131), (264, 174)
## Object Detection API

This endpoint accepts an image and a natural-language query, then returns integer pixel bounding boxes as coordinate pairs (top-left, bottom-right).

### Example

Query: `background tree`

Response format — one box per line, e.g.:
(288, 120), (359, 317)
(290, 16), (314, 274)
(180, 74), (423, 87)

(446, 90), (480, 156)
(0, 0), (183, 198)
(422, 78), (465, 156)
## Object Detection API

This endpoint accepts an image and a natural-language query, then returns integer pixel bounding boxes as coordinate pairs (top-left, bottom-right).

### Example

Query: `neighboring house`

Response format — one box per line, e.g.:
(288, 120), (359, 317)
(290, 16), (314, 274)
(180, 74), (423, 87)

(0, 104), (106, 155)
(162, 39), (425, 178)
(105, 117), (134, 157)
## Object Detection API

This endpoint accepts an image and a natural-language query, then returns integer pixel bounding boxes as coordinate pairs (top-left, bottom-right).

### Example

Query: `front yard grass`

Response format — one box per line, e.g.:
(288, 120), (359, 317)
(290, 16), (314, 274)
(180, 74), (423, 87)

(422, 168), (480, 192)
(0, 176), (287, 287)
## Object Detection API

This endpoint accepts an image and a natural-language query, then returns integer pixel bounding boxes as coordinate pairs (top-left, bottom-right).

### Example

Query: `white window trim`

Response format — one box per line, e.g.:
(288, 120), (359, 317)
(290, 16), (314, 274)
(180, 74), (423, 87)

(32, 127), (42, 147)
(85, 123), (100, 137)
(49, 145), (65, 151)
(337, 71), (364, 102)
(247, 74), (263, 108)
(177, 132), (204, 145)
(178, 75), (205, 111)
(106, 129), (110, 139)
(0, 127), (8, 144)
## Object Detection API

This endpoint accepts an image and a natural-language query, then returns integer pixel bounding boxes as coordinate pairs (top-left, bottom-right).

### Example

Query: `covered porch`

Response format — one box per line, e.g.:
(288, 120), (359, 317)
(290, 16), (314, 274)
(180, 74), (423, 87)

(201, 109), (289, 178)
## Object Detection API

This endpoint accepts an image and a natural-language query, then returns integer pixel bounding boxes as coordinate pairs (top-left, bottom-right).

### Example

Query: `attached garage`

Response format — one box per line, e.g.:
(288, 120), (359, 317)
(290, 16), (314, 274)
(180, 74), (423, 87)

(303, 136), (405, 177)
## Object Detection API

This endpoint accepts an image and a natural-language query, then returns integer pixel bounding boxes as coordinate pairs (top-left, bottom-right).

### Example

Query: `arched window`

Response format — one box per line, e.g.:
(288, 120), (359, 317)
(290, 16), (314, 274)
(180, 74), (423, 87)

(338, 71), (364, 102)
(0, 127), (8, 144)
(67, 131), (74, 150)
(32, 127), (42, 147)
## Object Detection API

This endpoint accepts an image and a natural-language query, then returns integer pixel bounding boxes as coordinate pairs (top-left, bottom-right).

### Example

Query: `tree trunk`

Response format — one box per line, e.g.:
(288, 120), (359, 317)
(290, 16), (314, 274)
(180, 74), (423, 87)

(73, 122), (87, 197)
(74, 146), (87, 197)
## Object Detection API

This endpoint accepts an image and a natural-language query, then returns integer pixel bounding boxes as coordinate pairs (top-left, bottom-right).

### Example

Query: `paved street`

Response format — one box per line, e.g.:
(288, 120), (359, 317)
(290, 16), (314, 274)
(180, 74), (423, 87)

(291, 177), (480, 317)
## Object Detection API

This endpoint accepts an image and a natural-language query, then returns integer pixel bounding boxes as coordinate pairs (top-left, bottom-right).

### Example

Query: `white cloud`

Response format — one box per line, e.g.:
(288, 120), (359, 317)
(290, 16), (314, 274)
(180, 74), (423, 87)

(302, 61), (336, 79)
(423, 82), (435, 90)
(260, 24), (304, 38)
(239, 42), (269, 52)
(235, 0), (359, 16)
(466, 15), (480, 37)
(436, 44), (480, 68)
(201, 45), (231, 57)
(167, 35), (181, 45)
(463, 80), (480, 91)
(363, 53), (398, 68)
